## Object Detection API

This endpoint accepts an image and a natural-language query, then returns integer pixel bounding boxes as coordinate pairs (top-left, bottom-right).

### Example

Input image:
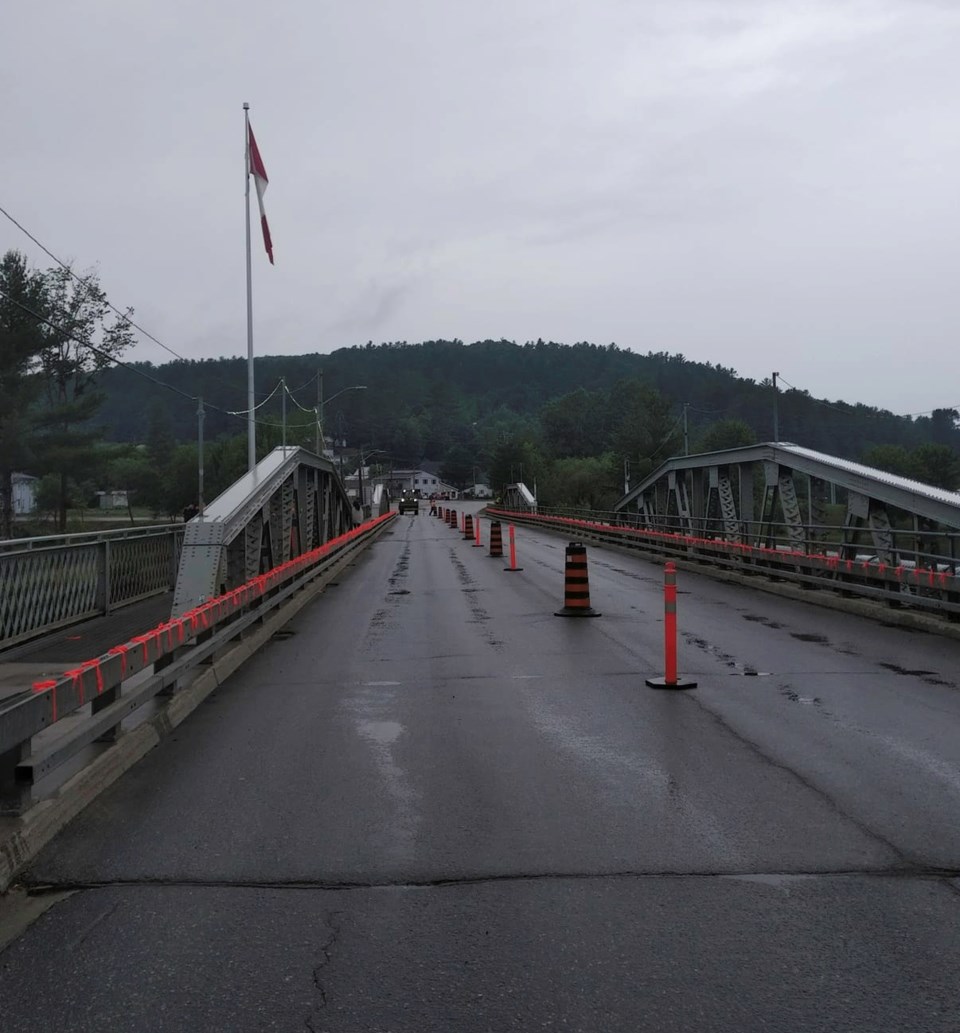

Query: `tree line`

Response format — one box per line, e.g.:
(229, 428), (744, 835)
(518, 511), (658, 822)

(4, 246), (959, 534)
(91, 339), (960, 513)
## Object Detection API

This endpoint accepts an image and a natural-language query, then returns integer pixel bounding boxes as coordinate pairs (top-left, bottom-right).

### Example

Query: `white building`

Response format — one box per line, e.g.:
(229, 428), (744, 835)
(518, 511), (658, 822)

(97, 490), (129, 510)
(376, 468), (458, 497)
(11, 473), (38, 514)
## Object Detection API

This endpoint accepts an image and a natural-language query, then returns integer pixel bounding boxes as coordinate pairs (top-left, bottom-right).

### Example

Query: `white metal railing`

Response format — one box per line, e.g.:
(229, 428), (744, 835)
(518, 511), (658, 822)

(0, 526), (183, 652)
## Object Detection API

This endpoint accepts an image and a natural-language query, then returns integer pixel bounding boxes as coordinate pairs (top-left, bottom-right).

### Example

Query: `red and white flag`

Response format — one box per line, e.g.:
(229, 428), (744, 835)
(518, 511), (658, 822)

(247, 122), (274, 265)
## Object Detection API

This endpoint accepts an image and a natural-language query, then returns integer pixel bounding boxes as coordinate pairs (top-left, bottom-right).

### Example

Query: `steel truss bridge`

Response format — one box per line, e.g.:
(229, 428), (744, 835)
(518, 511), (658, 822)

(508, 441), (960, 620)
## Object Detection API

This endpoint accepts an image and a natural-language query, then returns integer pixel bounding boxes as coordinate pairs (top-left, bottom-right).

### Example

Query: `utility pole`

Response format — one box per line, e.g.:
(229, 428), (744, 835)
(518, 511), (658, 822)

(281, 377), (287, 451)
(316, 367), (324, 455)
(624, 457), (630, 495)
(772, 371), (780, 443)
(197, 396), (205, 517)
(683, 402), (690, 456)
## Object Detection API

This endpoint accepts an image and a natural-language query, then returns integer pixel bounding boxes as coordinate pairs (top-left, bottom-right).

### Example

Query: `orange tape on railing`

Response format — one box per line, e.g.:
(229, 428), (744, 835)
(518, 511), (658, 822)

(108, 644), (129, 679)
(80, 658), (104, 695)
(22, 511), (396, 728)
(31, 680), (58, 721)
(487, 508), (960, 590)
(64, 669), (85, 705)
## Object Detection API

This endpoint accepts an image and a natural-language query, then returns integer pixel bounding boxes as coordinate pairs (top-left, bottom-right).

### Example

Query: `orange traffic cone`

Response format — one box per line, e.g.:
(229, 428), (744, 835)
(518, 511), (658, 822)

(554, 542), (600, 617)
(488, 520), (503, 558)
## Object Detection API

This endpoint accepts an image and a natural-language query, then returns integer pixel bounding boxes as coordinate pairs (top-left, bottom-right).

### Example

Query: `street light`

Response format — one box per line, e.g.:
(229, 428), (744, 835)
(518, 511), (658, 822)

(356, 447), (387, 510)
(315, 376), (367, 454)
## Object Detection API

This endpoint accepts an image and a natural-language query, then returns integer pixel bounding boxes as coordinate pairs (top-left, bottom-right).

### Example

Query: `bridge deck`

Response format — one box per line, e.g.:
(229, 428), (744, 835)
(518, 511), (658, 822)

(2, 504), (960, 1031)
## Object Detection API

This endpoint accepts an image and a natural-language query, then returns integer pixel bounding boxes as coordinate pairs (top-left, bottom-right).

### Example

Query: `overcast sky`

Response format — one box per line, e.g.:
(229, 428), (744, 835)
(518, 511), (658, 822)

(3, 0), (959, 415)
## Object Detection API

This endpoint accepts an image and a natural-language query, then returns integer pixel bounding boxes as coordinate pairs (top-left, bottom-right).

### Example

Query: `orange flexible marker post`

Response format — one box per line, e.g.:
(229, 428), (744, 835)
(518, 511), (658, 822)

(473, 515), (483, 547)
(646, 562), (697, 689)
(504, 523), (523, 572)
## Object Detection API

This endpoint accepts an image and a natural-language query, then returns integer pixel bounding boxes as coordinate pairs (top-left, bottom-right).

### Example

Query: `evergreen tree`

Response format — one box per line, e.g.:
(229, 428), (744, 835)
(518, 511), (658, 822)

(0, 251), (46, 537)
(30, 265), (135, 529)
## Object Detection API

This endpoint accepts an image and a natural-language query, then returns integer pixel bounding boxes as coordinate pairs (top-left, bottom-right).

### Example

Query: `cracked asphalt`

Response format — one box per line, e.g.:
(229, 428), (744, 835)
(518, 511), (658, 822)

(3, 504), (960, 1031)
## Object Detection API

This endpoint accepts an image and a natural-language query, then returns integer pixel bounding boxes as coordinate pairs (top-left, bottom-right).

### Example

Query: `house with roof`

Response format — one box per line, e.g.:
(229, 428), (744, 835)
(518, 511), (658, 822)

(374, 468), (458, 498)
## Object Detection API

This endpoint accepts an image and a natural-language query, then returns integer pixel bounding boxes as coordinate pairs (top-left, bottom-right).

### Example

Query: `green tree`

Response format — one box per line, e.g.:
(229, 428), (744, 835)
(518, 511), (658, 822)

(539, 455), (619, 510)
(608, 380), (681, 478)
(696, 418), (757, 453)
(0, 251), (46, 537)
(106, 447), (155, 523)
(488, 437), (544, 494)
(390, 415), (424, 465)
(440, 444), (473, 488)
(30, 265), (135, 529)
(861, 444), (915, 479)
(911, 443), (960, 490)
(539, 388), (607, 458)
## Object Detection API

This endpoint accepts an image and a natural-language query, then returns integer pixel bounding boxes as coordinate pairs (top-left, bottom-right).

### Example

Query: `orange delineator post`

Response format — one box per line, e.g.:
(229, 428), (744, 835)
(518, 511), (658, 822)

(503, 523), (523, 572)
(473, 515), (483, 547)
(645, 562), (697, 689)
(554, 542), (600, 617)
(488, 520), (503, 558)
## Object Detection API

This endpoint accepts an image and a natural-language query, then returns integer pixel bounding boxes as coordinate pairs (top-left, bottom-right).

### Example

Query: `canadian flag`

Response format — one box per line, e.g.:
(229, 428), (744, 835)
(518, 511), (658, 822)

(247, 123), (274, 265)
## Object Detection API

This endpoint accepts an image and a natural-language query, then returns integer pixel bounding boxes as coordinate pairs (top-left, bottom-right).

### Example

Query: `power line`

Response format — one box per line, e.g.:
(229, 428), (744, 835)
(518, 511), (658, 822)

(0, 201), (260, 398)
(0, 286), (197, 403)
(288, 369), (321, 395)
(776, 374), (958, 420)
(647, 411), (686, 463)
(0, 287), (303, 433)
(283, 379), (320, 414)
(224, 378), (283, 415)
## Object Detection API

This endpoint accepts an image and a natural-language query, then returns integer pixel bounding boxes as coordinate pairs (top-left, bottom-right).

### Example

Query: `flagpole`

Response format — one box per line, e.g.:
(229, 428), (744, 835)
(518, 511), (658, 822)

(244, 102), (256, 472)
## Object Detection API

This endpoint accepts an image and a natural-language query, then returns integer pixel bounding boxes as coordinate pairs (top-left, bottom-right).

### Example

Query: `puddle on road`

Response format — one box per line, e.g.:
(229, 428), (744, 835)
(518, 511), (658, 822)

(358, 719), (403, 746)
(878, 662), (954, 687)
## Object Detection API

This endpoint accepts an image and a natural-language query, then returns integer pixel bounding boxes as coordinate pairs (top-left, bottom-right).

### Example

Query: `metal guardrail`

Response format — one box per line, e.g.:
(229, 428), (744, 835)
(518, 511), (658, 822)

(0, 511), (396, 816)
(0, 526), (183, 652)
(487, 508), (960, 620)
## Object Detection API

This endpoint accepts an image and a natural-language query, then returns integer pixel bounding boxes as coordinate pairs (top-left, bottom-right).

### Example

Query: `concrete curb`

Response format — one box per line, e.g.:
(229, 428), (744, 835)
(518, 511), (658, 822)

(0, 537), (378, 893)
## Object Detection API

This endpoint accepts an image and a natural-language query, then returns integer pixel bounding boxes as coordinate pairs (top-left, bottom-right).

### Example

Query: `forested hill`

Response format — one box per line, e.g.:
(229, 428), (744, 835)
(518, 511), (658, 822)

(98, 338), (956, 465)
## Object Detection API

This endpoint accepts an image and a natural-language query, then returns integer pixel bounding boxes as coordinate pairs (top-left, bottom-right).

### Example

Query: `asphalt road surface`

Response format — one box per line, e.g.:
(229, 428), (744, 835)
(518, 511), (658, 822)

(2, 504), (960, 1031)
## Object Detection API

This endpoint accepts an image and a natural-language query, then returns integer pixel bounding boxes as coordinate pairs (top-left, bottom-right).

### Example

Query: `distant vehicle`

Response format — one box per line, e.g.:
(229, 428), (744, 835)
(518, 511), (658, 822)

(398, 489), (419, 515)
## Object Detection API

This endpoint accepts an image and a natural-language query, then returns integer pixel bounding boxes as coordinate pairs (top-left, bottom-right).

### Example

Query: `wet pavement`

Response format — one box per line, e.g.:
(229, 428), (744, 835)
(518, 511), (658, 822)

(3, 506), (960, 1031)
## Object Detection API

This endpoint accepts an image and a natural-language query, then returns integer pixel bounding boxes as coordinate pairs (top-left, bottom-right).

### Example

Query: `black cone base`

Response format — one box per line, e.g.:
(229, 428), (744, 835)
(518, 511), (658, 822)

(554, 607), (601, 617)
(645, 676), (698, 689)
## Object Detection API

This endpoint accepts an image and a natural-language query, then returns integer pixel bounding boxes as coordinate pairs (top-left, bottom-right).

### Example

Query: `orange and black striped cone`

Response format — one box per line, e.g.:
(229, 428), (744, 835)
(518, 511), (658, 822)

(555, 542), (601, 617)
(463, 514), (474, 540)
(488, 520), (503, 558)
